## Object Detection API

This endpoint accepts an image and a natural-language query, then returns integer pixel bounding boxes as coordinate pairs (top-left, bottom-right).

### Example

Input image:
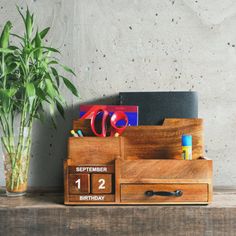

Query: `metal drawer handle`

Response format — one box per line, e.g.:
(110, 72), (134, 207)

(145, 190), (183, 197)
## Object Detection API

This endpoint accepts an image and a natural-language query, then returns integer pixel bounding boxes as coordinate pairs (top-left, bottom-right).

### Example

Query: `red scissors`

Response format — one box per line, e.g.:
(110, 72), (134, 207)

(81, 106), (128, 137)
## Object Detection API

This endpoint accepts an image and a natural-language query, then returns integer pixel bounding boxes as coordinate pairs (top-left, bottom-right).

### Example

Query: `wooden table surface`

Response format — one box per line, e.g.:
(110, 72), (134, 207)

(0, 188), (235, 236)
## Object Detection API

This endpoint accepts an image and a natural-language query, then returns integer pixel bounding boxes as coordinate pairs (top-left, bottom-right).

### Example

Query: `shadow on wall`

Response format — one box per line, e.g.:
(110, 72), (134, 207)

(29, 94), (119, 189)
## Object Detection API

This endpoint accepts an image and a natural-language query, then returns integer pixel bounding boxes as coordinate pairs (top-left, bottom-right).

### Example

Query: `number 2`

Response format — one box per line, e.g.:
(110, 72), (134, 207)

(75, 178), (81, 189)
(98, 179), (105, 189)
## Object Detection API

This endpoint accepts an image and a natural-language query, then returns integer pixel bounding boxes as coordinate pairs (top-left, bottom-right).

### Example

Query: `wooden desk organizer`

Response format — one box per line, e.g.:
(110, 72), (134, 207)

(64, 118), (212, 205)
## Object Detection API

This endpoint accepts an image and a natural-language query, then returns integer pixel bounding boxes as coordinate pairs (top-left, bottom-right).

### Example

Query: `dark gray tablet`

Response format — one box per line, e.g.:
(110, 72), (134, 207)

(119, 91), (198, 125)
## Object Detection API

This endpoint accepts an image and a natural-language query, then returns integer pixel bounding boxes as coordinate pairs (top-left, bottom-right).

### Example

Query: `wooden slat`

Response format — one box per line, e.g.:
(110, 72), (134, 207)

(121, 160), (212, 182)
(68, 137), (120, 164)
(63, 161), (69, 203)
(163, 118), (203, 126)
(0, 190), (236, 235)
(122, 118), (203, 160)
(115, 158), (121, 203)
(73, 119), (94, 136)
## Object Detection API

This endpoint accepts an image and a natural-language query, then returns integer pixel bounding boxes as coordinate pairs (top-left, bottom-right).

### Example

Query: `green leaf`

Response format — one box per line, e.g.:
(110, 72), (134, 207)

(11, 33), (24, 41)
(35, 31), (41, 48)
(0, 89), (11, 112)
(16, 5), (26, 25)
(49, 104), (57, 128)
(35, 105), (46, 123)
(50, 116), (57, 129)
(48, 60), (59, 65)
(39, 27), (50, 39)
(61, 64), (76, 76)
(8, 45), (20, 51)
(6, 88), (17, 97)
(26, 83), (35, 97)
(26, 7), (33, 38)
(6, 62), (18, 74)
(56, 100), (65, 118)
(0, 21), (12, 49)
(43, 47), (60, 53)
(45, 78), (57, 98)
(34, 31), (42, 59)
(0, 48), (14, 54)
(51, 67), (60, 86)
(36, 87), (50, 103)
(61, 76), (79, 97)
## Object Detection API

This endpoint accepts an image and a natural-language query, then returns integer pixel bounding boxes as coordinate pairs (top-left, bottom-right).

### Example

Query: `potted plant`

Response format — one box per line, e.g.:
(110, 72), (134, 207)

(0, 7), (79, 196)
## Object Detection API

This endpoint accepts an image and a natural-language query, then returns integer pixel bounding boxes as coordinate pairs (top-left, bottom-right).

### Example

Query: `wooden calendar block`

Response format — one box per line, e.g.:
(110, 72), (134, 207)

(69, 174), (90, 194)
(91, 174), (112, 194)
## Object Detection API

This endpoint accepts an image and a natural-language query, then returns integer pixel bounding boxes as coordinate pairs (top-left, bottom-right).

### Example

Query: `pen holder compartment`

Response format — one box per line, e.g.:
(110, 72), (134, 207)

(121, 118), (204, 160)
(68, 137), (121, 164)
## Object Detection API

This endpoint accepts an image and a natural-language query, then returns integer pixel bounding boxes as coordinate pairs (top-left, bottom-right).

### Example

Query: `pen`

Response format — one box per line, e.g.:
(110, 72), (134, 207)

(71, 130), (79, 137)
(77, 129), (84, 137)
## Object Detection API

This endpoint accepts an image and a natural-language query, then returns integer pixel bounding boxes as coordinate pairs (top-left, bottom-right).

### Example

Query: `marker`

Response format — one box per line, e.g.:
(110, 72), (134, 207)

(71, 130), (79, 137)
(77, 129), (84, 137)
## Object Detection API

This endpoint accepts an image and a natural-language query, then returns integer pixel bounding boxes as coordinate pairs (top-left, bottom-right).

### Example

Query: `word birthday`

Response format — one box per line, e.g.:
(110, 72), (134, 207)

(79, 195), (105, 201)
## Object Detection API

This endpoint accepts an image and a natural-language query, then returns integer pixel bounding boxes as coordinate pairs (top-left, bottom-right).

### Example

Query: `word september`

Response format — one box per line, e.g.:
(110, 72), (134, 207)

(76, 166), (108, 173)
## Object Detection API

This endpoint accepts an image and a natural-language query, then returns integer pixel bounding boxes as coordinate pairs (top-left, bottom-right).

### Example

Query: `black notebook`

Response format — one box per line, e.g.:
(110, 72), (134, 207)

(119, 91), (198, 125)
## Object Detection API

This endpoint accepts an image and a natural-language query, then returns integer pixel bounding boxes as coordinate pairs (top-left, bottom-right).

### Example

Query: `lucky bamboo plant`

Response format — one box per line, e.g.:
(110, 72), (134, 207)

(0, 7), (79, 195)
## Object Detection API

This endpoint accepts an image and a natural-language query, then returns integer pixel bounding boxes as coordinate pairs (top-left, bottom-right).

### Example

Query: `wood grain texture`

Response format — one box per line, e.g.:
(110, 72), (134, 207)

(121, 159), (212, 183)
(0, 190), (236, 236)
(122, 118), (203, 160)
(121, 184), (208, 203)
(115, 158), (121, 203)
(73, 119), (94, 136)
(64, 161), (69, 203)
(68, 137), (120, 164)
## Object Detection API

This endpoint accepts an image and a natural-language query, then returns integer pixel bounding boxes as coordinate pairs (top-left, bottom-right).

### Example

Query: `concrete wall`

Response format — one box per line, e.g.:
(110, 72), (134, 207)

(0, 0), (236, 187)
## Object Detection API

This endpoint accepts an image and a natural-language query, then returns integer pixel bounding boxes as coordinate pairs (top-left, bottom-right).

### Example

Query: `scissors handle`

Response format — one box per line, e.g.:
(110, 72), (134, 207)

(90, 109), (109, 137)
(110, 111), (128, 137)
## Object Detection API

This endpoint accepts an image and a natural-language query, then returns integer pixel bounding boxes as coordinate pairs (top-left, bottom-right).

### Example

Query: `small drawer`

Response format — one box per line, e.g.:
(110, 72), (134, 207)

(121, 184), (208, 203)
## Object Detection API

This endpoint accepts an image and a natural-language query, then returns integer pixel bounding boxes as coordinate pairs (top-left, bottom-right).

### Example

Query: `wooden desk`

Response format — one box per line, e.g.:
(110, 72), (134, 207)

(0, 188), (235, 236)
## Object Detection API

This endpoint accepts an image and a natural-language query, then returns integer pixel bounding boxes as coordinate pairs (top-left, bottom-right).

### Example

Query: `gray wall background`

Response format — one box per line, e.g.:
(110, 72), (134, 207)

(0, 0), (236, 187)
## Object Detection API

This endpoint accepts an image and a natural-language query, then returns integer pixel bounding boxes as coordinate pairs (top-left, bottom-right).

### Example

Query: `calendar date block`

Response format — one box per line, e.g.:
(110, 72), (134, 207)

(91, 174), (112, 194)
(69, 174), (90, 194)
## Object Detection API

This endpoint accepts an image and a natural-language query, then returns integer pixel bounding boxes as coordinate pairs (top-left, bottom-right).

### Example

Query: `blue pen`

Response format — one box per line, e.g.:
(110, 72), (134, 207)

(77, 129), (84, 137)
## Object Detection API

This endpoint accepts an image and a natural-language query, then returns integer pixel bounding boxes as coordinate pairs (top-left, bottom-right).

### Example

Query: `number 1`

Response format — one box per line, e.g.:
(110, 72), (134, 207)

(75, 178), (81, 189)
